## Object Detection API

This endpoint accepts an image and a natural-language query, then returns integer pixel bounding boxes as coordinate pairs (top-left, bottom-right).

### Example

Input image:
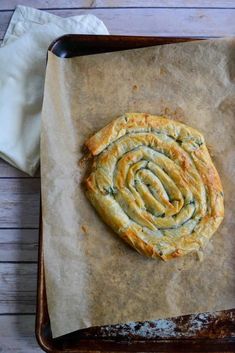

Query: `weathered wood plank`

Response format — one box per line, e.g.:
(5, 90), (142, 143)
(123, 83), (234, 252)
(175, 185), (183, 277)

(0, 263), (37, 313)
(0, 315), (42, 352)
(0, 179), (40, 228)
(0, 229), (38, 262)
(1, 0), (235, 10)
(1, 8), (235, 40)
(22, 8), (235, 37)
(0, 158), (40, 178)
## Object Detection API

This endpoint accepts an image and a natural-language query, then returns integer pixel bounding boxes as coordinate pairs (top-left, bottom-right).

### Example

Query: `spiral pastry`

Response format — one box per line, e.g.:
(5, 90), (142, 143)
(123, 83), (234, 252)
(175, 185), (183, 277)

(84, 113), (224, 260)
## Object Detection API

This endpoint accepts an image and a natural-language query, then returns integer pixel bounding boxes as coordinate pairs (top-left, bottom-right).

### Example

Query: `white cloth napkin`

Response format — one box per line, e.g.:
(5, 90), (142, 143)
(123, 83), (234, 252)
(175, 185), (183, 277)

(0, 6), (108, 175)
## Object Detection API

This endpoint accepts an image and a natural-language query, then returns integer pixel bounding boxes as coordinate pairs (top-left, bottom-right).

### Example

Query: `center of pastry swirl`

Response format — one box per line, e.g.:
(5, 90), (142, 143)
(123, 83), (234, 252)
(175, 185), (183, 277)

(85, 114), (224, 260)
(97, 132), (202, 234)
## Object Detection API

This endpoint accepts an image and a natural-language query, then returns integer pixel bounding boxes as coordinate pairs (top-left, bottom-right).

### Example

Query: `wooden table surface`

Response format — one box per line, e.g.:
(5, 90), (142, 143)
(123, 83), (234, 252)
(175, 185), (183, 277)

(0, 1), (235, 352)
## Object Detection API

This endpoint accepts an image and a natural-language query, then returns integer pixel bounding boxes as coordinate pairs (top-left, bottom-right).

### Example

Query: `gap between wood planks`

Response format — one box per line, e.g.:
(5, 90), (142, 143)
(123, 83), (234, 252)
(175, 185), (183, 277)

(1, 0), (235, 10)
(0, 228), (38, 262)
(0, 262), (37, 313)
(0, 179), (40, 228)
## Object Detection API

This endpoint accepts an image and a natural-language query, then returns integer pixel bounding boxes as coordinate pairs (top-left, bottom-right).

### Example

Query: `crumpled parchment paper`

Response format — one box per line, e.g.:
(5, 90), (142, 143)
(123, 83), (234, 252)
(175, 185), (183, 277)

(41, 38), (235, 338)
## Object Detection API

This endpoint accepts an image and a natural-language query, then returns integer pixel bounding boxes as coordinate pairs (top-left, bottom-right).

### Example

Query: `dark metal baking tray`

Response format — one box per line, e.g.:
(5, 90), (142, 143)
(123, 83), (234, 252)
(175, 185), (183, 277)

(36, 34), (235, 353)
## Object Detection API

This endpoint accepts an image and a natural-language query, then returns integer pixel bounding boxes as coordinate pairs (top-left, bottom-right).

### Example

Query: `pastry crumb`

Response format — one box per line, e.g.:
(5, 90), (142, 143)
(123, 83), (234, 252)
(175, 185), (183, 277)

(132, 84), (138, 91)
(81, 225), (88, 235)
(79, 152), (92, 167)
(160, 105), (185, 123)
(160, 67), (167, 75)
(196, 250), (204, 262)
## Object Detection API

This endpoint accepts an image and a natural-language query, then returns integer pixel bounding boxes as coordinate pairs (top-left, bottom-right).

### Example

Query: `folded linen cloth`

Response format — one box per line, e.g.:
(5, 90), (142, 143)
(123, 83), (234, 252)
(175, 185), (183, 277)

(0, 5), (108, 175)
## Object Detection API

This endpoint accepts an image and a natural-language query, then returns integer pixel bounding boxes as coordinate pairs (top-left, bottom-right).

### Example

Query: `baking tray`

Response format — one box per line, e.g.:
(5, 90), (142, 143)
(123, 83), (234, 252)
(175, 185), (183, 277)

(36, 34), (235, 353)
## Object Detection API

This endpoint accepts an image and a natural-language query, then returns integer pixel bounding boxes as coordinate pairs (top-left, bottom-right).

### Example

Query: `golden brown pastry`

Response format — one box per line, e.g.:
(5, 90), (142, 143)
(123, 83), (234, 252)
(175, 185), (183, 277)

(84, 113), (224, 260)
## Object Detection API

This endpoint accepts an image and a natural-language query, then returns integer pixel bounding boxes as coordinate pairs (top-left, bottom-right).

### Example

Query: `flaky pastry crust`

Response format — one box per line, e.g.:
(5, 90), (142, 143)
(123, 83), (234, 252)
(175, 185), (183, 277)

(84, 113), (224, 260)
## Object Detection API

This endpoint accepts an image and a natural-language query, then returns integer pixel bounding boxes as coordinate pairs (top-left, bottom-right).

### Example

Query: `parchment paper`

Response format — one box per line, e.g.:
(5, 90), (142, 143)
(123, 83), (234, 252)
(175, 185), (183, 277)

(41, 38), (235, 338)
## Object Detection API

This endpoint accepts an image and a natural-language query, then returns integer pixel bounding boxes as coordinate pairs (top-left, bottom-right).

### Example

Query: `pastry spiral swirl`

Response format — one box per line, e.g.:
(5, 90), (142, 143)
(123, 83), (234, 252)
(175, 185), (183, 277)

(84, 113), (224, 260)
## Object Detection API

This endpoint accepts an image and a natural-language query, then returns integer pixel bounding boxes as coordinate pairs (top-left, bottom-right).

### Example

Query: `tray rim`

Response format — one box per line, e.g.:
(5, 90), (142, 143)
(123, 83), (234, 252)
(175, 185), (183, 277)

(47, 33), (202, 58)
(36, 33), (235, 353)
